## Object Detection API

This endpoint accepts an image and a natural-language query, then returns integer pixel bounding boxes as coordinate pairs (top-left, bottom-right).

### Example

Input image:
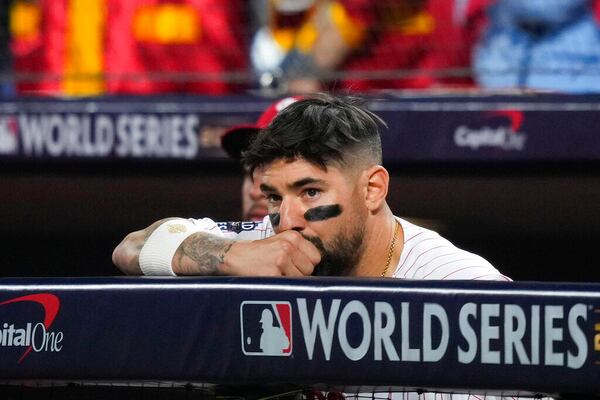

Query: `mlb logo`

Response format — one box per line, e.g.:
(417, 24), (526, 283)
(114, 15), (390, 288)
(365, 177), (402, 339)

(240, 301), (292, 356)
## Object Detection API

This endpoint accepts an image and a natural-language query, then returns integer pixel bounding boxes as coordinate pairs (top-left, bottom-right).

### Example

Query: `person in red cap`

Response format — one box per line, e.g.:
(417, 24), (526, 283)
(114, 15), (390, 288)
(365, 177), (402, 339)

(221, 96), (301, 221)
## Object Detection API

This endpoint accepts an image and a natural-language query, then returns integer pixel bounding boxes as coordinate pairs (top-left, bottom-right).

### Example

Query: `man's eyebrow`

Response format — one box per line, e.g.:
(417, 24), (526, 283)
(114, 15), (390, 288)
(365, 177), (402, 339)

(288, 177), (326, 190)
(260, 183), (278, 193)
(260, 178), (326, 193)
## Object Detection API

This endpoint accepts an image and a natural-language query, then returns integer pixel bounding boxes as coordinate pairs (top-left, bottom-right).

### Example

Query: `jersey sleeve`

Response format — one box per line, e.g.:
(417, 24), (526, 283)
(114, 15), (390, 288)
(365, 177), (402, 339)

(189, 215), (275, 241)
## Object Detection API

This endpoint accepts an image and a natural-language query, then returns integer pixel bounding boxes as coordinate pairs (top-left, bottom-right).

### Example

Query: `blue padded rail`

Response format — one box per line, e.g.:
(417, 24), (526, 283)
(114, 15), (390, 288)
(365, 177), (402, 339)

(0, 277), (598, 398)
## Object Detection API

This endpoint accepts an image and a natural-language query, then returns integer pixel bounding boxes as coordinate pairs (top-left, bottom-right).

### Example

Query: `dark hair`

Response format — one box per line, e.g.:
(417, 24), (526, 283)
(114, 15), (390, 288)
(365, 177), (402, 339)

(242, 93), (386, 176)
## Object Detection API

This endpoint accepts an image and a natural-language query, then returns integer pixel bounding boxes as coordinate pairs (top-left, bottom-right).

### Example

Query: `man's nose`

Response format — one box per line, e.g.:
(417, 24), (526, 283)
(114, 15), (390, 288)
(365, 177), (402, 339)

(278, 198), (306, 232)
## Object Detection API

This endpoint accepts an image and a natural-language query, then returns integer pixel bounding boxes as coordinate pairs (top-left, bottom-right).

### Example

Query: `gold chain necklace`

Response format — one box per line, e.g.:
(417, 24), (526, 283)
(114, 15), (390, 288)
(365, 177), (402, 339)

(381, 220), (400, 277)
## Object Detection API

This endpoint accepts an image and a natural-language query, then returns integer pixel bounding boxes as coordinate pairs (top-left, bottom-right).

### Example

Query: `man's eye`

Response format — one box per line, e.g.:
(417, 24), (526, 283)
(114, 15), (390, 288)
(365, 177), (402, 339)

(266, 194), (282, 203)
(305, 188), (321, 198)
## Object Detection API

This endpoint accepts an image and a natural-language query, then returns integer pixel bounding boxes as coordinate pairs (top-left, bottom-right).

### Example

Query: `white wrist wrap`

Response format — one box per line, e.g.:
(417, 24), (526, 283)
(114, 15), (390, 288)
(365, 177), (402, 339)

(139, 219), (202, 276)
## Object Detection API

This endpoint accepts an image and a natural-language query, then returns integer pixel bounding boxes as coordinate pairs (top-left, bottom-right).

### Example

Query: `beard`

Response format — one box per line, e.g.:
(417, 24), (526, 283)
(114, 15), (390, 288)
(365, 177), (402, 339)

(303, 225), (365, 277)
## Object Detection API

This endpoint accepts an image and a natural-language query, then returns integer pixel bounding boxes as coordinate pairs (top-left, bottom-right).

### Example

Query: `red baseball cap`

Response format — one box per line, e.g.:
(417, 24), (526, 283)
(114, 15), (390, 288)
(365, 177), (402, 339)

(221, 96), (302, 160)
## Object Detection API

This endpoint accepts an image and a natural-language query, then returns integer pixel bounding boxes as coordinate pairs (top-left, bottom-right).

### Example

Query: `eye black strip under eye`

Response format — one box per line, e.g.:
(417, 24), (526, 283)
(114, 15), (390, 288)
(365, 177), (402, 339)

(304, 204), (343, 222)
(269, 213), (280, 227)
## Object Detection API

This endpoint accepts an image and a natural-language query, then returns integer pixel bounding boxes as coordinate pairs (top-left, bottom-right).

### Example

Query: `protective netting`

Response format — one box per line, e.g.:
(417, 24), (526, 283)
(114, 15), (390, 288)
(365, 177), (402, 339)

(0, 383), (556, 400)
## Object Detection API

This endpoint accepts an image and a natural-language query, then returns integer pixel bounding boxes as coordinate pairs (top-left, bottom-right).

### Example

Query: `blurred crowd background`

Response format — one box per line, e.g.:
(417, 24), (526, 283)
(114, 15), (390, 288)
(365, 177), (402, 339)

(2, 0), (600, 97)
(2, 0), (600, 281)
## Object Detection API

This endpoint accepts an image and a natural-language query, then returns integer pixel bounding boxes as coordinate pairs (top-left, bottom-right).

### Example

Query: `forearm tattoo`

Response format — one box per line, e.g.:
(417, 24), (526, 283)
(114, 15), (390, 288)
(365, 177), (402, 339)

(174, 233), (234, 275)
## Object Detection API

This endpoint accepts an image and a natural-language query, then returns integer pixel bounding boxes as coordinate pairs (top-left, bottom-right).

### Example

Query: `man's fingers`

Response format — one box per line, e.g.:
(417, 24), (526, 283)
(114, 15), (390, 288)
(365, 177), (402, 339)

(290, 251), (315, 276)
(282, 263), (305, 277)
(283, 233), (320, 276)
(243, 231), (322, 276)
(296, 237), (322, 266)
(278, 230), (321, 273)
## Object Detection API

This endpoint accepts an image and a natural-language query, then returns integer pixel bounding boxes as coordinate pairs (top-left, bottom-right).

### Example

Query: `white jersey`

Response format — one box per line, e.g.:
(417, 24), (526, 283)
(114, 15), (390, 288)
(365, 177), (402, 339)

(392, 218), (510, 282)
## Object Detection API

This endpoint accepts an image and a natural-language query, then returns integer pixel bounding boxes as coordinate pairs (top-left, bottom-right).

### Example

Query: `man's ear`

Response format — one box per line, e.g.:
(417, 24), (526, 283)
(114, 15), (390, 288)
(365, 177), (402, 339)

(363, 165), (389, 211)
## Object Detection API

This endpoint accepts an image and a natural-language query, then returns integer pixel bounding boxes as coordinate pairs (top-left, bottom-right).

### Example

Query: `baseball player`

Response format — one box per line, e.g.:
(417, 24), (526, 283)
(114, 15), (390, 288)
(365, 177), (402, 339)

(114, 93), (508, 281)
(113, 93), (518, 400)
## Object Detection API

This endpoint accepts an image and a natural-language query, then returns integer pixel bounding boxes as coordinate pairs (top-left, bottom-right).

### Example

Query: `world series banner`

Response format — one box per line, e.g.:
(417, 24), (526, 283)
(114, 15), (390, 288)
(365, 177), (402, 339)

(0, 277), (599, 398)
(2, 94), (600, 164)
(0, 96), (273, 162)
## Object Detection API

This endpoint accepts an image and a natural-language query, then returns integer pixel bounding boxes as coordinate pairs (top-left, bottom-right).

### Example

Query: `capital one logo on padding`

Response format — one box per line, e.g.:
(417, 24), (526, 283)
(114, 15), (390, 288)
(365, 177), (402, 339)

(0, 293), (63, 363)
(240, 301), (292, 356)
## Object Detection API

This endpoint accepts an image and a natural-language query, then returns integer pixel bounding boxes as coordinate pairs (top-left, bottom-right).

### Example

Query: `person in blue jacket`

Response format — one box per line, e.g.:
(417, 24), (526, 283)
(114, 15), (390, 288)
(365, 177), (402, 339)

(474, 0), (600, 93)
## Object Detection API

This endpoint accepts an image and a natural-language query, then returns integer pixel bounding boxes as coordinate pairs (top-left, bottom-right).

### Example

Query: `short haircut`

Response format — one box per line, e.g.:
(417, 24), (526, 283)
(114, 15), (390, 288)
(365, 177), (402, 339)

(242, 93), (386, 176)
